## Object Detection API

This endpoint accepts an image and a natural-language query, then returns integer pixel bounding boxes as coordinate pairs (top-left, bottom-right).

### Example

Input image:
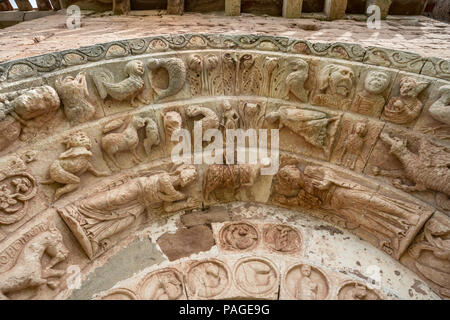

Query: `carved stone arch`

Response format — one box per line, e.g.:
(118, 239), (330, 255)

(0, 34), (448, 300)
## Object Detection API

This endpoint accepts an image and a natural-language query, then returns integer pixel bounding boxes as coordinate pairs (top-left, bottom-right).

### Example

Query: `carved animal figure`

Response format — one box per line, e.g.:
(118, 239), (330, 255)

(162, 109), (183, 139)
(101, 115), (147, 170)
(378, 133), (450, 209)
(55, 72), (97, 124)
(147, 57), (186, 101)
(266, 106), (339, 150)
(285, 58), (310, 102)
(0, 225), (68, 300)
(143, 118), (161, 157)
(203, 161), (268, 201)
(42, 131), (109, 201)
(92, 60), (146, 107)
(185, 105), (219, 135)
(424, 84), (450, 139)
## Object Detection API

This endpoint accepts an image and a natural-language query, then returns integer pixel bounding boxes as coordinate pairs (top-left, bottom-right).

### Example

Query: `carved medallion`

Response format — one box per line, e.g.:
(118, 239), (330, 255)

(138, 268), (184, 300)
(219, 222), (259, 251)
(0, 172), (37, 225)
(263, 224), (301, 253)
(234, 257), (278, 296)
(284, 264), (329, 300)
(99, 288), (138, 300)
(186, 259), (230, 299)
(338, 281), (383, 300)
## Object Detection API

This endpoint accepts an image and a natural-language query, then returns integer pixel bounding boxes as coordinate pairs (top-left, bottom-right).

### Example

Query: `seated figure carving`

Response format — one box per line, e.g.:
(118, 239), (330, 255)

(57, 164), (199, 259)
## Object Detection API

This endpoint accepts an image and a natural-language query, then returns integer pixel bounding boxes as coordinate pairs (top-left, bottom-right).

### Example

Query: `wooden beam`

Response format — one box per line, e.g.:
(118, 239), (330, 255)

(324, 0), (347, 20)
(15, 0), (34, 11)
(366, 0), (392, 19)
(113, 0), (130, 15)
(50, 0), (61, 10)
(282, 0), (303, 18)
(36, 0), (53, 10)
(225, 0), (240, 16)
(0, 0), (14, 11)
(167, 0), (184, 15)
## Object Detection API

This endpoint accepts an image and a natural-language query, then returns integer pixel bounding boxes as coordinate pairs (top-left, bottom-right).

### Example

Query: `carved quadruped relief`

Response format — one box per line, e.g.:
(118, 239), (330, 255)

(55, 72), (98, 124)
(58, 164), (199, 259)
(187, 54), (222, 96)
(330, 116), (384, 172)
(0, 223), (68, 300)
(417, 83), (450, 140)
(185, 259), (230, 299)
(311, 63), (356, 111)
(0, 154), (37, 225)
(350, 69), (392, 118)
(138, 268), (185, 300)
(401, 212), (450, 299)
(338, 281), (383, 300)
(382, 76), (430, 125)
(147, 57), (186, 101)
(263, 224), (301, 254)
(374, 131), (450, 212)
(203, 162), (269, 202)
(284, 264), (329, 300)
(219, 222), (259, 251)
(92, 60), (147, 107)
(0, 85), (60, 152)
(185, 105), (220, 136)
(234, 257), (278, 298)
(271, 159), (432, 258)
(101, 114), (160, 171)
(42, 131), (109, 201)
(98, 288), (138, 300)
(265, 104), (341, 159)
(285, 57), (310, 103)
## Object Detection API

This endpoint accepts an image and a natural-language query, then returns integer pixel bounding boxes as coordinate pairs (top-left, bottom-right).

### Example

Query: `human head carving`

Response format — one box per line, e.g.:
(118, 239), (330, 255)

(318, 64), (355, 97)
(364, 70), (390, 94)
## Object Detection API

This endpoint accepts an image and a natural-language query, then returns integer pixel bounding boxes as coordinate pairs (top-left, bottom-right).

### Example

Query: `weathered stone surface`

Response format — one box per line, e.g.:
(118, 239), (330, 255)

(181, 207), (231, 227)
(157, 225), (215, 261)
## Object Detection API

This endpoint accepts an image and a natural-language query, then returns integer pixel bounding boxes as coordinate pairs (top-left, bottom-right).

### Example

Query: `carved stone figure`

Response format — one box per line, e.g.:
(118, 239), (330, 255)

(377, 133), (450, 210)
(238, 102), (266, 130)
(186, 260), (229, 298)
(0, 223), (68, 300)
(285, 264), (329, 300)
(222, 101), (239, 130)
(138, 268), (184, 300)
(187, 54), (222, 96)
(285, 58), (310, 103)
(338, 282), (382, 300)
(312, 64), (355, 110)
(266, 106), (339, 150)
(334, 121), (368, 170)
(382, 77), (429, 124)
(219, 222), (259, 250)
(263, 224), (301, 253)
(350, 70), (391, 117)
(185, 105), (220, 135)
(162, 108), (183, 140)
(273, 164), (428, 257)
(203, 162), (268, 201)
(234, 258), (278, 297)
(406, 213), (450, 298)
(101, 115), (147, 171)
(55, 72), (97, 124)
(147, 57), (186, 101)
(42, 131), (109, 201)
(143, 118), (161, 157)
(0, 85), (60, 151)
(92, 60), (146, 107)
(423, 84), (450, 139)
(57, 164), (199, 259)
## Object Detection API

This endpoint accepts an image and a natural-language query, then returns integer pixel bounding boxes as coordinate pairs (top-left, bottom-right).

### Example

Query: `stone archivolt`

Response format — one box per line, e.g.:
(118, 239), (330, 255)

(0, 34), (448, 300)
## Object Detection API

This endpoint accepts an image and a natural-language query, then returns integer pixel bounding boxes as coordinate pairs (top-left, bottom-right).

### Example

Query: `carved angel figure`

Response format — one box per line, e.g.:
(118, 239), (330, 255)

(382, 77), (429, 124)
(57, 164), (199, 259)
(92, 60), (146, 107)
(42, 131), (109, 201)
(265, 106), (339, 150)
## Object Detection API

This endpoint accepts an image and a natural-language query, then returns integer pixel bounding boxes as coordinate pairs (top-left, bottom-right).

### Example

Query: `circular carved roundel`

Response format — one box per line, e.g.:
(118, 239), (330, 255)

(219, 222), (259, 251)
(234, 257), (278, 296)
(185, 259), (230, 299)
(263, 224), (302, 253)
(138, 268), (184, 300)
(284, 264), (329, 300)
